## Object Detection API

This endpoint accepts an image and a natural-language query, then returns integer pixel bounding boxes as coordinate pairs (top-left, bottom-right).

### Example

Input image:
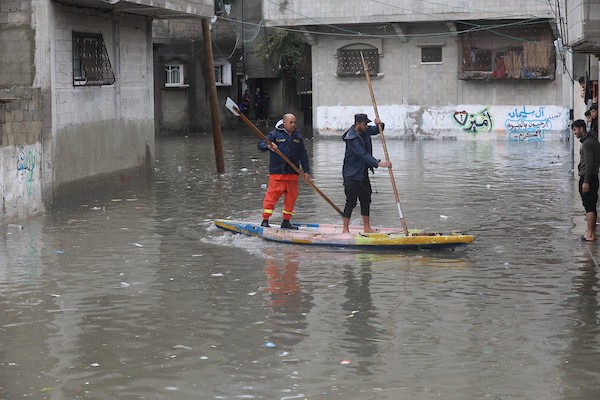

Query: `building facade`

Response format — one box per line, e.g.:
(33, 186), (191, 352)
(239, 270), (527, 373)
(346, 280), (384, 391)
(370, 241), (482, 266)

(0, 0), (212, 223)
(153, 0), (306, 136)
(263, 0), (571, 140)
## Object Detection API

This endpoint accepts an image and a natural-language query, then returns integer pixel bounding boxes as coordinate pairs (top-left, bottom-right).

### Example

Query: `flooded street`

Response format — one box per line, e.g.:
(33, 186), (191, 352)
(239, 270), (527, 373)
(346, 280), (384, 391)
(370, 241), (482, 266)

(2, 128), (600, 399)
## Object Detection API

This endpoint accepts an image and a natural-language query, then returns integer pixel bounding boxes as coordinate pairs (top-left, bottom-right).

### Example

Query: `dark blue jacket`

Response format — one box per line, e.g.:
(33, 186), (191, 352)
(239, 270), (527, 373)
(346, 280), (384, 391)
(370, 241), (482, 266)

(342, 123), (384, 181)
(258, 122), (311, 175)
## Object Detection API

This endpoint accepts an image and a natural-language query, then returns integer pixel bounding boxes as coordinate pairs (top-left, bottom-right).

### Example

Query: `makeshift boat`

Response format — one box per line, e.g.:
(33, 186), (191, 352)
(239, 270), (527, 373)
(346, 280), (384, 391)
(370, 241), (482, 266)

(214, 219), (475, 250)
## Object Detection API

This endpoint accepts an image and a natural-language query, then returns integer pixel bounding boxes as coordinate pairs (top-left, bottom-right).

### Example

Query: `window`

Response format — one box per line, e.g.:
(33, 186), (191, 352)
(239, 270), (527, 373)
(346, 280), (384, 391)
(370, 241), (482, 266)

(165, 64), (184, 87)
(336, 45), (379, 77)
(72, 32), (115, 86)
(458, 22), (556, 80)
(214, 59), (232, 86)
(421, 46), (442, 63)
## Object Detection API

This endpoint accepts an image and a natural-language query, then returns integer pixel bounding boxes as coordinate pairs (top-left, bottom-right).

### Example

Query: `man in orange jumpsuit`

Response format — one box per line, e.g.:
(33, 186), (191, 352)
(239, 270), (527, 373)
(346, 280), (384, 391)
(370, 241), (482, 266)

(258, 114), (311, 229)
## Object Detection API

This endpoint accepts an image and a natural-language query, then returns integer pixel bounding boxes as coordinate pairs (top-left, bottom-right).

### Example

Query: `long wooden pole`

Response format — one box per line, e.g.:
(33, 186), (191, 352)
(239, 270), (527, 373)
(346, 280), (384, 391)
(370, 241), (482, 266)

(360, 52), (409, 235)
(202, 18), (225, 173)
(226, 99), (343, 216)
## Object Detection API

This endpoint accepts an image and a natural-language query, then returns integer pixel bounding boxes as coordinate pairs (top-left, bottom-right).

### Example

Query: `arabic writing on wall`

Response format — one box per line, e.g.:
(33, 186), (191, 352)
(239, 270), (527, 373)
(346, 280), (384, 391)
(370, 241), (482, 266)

(504, 106), (563, 142)
(453, 107), (494, 134)
(17, 145), (36, 196)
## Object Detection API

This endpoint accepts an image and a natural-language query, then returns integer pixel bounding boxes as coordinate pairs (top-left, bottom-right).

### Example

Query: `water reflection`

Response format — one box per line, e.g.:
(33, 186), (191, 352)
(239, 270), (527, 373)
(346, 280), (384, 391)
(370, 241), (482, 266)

(561, 243), (600, 399)
(4, 131), (600, 399)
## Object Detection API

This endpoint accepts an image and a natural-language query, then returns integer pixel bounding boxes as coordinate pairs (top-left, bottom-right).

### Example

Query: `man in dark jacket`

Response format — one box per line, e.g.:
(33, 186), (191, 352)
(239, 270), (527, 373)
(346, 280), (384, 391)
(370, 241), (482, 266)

(258, 113), (311, 229)
(590, 103), (598, 134)
(573, 119), (600, 241)
(341, 113), (391, 233)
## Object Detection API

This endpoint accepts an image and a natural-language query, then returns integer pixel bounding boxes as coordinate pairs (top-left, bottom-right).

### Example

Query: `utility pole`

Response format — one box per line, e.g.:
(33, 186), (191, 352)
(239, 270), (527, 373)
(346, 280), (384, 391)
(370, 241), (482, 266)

(202, 18), (225, 173)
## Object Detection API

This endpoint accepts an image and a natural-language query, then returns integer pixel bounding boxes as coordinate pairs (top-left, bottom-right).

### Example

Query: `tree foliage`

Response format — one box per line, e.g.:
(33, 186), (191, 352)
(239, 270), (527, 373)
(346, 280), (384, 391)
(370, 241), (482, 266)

(255, 31), (306, 79)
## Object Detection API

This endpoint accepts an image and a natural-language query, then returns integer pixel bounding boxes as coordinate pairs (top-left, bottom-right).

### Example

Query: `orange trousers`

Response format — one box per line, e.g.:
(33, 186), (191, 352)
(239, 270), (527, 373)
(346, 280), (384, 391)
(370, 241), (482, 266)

(262, 174), (299, 221)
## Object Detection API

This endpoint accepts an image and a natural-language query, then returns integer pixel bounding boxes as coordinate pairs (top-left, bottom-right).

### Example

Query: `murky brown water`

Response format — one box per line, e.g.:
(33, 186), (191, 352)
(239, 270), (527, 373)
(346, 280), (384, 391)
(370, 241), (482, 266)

(2, 128), (599, 399)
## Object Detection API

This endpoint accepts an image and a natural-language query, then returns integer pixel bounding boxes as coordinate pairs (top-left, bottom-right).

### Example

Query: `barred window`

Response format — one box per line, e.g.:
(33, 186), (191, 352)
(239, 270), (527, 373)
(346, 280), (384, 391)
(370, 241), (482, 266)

(72, 32), (115, 86)
(336, 46), (379, 77)
(165, 64), (184, 87)
(421, 46), (442, 63)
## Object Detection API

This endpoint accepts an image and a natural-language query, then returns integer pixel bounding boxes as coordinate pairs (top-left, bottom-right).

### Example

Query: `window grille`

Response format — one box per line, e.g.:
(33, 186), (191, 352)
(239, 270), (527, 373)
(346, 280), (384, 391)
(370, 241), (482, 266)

(421, 46), (442, 63)
(165, 65), (184, 86)
(337, 47), (379, 77)
(72, 32), (115, 86)
(458, 22), (555, 81)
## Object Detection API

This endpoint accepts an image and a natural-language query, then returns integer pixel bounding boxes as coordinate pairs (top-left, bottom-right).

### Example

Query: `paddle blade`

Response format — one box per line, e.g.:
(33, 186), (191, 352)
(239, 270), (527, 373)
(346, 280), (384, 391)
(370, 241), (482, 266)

(225, 97), (241, 116)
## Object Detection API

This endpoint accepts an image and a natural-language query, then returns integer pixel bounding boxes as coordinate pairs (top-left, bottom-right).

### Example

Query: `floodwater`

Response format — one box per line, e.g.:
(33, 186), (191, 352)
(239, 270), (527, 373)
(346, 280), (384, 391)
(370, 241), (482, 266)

(2, 127), (600, 400)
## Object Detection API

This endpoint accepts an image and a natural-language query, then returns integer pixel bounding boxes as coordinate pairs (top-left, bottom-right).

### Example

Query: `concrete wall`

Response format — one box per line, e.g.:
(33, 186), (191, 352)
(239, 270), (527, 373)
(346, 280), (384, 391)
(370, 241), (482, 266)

(0, 87), (44, 221)
(263, 0), (553, 26)
(309, 23), (568, 139)
(51, 5), (154, 196)
(568, 0), (600, 53)
(0, 0), (47, 222)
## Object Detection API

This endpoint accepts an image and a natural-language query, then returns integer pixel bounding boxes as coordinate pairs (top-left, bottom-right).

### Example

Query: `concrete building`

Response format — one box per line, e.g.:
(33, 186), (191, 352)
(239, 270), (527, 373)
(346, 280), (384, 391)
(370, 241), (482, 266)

(0, 0), (213, 223)
(153, 0), (290, 136)
(263, 0), (571, 140)
(567, 0), (600, 101)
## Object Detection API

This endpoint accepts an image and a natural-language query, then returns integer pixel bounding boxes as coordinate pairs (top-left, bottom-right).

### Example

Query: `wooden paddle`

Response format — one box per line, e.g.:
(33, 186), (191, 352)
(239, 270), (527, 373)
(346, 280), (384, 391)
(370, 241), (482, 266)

(225, 97), (343, 216)
(360, 52), (409, 236)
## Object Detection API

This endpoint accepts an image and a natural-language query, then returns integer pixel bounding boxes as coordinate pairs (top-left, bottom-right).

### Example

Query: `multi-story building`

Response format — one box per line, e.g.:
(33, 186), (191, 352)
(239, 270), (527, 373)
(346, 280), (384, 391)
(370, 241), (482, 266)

(263, 0), (571, 140)
(568, 0), (600, 98)
(0, 0), (213, 222)
(153, 0), (290, 136)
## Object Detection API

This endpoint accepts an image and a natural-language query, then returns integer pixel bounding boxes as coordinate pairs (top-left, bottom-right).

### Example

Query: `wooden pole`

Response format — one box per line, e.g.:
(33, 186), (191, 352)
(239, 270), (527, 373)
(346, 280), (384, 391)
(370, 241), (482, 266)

(202, 18), (225, 173)
(360, 52), (409, 235)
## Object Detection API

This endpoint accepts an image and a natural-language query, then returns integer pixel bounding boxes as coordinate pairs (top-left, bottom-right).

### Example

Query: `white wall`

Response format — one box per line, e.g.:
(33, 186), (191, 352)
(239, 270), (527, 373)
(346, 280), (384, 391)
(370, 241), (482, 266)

(311, 31), (569, 140)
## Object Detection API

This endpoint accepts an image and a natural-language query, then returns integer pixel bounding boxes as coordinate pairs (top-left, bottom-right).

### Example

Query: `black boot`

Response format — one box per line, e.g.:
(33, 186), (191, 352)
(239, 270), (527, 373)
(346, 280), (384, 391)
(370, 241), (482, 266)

(280, 220), (298, 230)
(260, 219), (270, 228)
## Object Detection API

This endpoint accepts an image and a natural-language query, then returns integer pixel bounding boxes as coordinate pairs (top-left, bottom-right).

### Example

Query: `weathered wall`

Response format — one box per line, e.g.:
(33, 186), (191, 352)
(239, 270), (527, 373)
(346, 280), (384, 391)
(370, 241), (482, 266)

(0, 87), (44, 222)
(263, 0), (553, 26)
(0, 0), (47, 222)
(0, 0), (34, 87)
(311, 29), (568, 140)
(316, 103), (569, 141)
(51, 5), (155, 197)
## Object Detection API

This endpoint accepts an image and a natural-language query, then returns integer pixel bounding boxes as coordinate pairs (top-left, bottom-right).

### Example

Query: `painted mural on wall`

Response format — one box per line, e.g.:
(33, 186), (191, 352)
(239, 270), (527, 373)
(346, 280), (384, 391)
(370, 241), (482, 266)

(316, 104), (569, 140)
(503, 106), (563, 142)
(452, 107), (493, 134)
(17, 145), (36, 196)
(1, 143), (43, 221)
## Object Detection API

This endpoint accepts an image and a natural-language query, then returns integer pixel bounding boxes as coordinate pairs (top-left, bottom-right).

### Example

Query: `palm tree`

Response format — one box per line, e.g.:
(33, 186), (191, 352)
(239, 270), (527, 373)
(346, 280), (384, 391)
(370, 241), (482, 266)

(255, 31), (306, 80)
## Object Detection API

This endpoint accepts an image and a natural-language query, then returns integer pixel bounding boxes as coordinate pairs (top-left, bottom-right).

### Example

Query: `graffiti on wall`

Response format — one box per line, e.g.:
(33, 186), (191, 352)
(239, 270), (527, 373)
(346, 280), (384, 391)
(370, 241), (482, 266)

(504, 106), (562, 142)
(453, 107), (493, 134)
(17, 146), (36, 196)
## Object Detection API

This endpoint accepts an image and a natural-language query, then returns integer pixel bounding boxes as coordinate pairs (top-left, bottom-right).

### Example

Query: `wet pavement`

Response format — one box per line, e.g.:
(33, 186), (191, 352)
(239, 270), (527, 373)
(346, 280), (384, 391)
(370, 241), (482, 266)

(1, 128), (600, 399)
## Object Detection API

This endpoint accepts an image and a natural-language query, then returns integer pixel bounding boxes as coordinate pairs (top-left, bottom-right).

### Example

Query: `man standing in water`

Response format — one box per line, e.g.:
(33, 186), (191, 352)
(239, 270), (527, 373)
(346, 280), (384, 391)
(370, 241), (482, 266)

(341, 113), (391, 234)
(573, 119), (600, 241)
(258, 114), (311, 229)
